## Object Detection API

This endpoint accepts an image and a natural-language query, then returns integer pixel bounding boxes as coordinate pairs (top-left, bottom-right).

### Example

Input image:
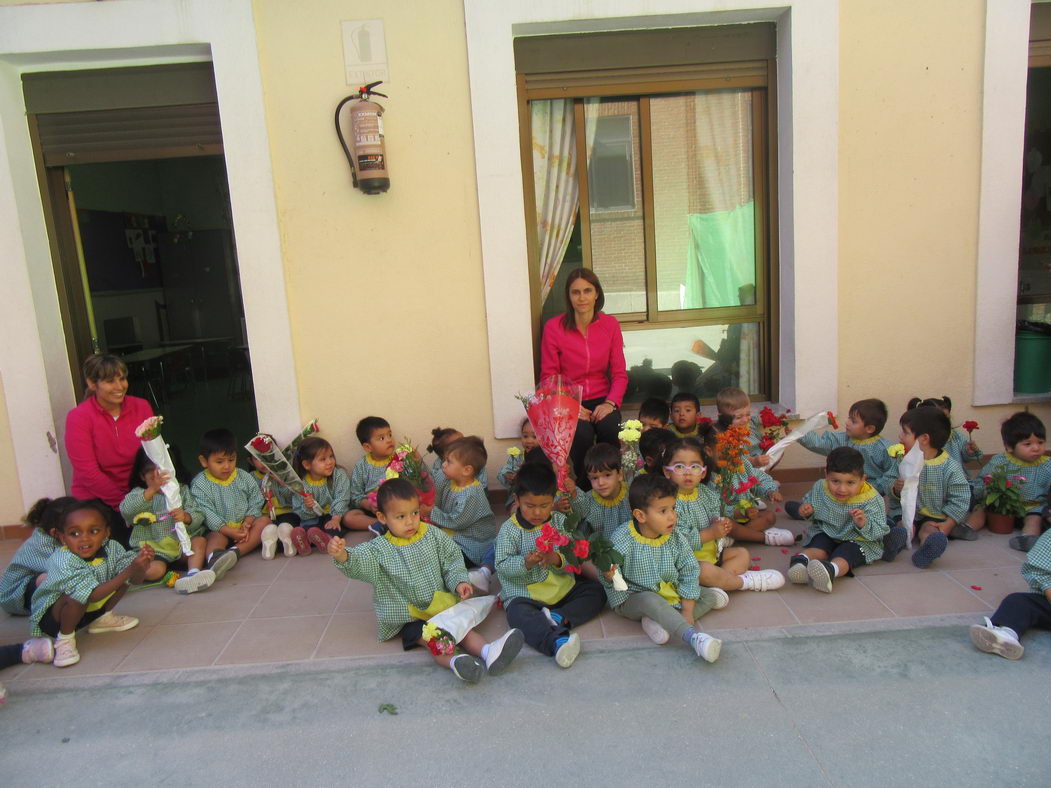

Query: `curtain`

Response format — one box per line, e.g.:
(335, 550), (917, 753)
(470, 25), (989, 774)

(532, 100), (579, 305)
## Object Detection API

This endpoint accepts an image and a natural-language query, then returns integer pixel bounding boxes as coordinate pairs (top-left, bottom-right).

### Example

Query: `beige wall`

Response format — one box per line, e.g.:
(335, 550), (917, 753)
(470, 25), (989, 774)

(0, 377), (25, 522)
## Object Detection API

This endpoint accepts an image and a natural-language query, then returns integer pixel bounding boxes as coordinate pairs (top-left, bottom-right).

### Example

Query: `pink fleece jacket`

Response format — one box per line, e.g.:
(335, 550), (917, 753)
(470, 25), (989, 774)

(65, 395), (154, 508)
(540, 312), (628, 406)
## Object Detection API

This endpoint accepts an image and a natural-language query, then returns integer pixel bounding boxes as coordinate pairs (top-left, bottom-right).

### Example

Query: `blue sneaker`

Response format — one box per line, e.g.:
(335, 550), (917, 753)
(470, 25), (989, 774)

(881, 526), (909, 562)
(911, 531), (948, 569)
(784, 501), (804, 520)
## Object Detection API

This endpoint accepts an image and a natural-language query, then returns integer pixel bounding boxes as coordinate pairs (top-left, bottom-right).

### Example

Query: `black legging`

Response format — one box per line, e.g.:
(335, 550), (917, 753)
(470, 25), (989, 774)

(0, 643), (23, 671)
(569, 397), (621, 491)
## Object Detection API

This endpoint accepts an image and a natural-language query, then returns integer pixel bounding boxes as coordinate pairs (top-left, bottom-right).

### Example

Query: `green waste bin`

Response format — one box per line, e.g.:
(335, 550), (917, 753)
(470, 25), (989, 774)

(1014, 330), (1051, 394)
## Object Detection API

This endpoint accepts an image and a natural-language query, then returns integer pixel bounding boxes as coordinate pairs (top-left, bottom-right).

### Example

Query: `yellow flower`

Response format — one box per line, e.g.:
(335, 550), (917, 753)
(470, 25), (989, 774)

(887, 443), (905, 459)
(623, 419), (643, 431)
(618, 428), (641, 443)
(422, 621), (440, 641)
(132, 512), (157, 525)
(385, 467), (400, 480)
(507, 446), (522, 457)
(396, 443), (413, 455)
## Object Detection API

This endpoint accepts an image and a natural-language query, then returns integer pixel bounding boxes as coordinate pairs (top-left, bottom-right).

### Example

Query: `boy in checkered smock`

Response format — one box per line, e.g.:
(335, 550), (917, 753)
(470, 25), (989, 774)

(715, 387), (770, 466)
(568, 443), (631, 540)
(669, 392), (702, 438)
(0, 497), (65, 615)
(787, 446), (889, 593)
(962, 411), (1050, 552)
(600, 474), (723, 662)
(346, 416), (398, 533)
(794, 399), (896, 496)
(428, 426), (490, 500)
(906, 396), (982, 470)
(328, 478), (523, 683)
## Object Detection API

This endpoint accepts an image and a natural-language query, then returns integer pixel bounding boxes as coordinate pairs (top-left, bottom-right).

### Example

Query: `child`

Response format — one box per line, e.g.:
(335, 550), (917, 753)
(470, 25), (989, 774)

(190, 428), (271, 569)
(496, 419), (537, 497)
(664, 436), (784, 593)
(250, 457), (307, 554)
(787, 447), (889, 593)
(885, 407), (970, 568)
(669, 392), (701, 438)
(568, 443), (631, 540)
(962, 411), (1049, 550)
(638, 397), (669, 432)
(30, 498), (153, 667)
(425, 436), (499, 591)
(638, 427), (676, 476)
(429, 426), (490, 500)
(347, 416), (397, 532)
(908, 396), (982, 470)
(495, 463), (607, 669)
(602, 474), (723, 661)
(0, 497), (66, 615)
(786, 399), (896, 519)
(292, 436), (353, 552)
(715, 387), (770, 466)
(970, 528), (1051, 659)
(120, 448), (214, 594)
(328, 478), (523, 683)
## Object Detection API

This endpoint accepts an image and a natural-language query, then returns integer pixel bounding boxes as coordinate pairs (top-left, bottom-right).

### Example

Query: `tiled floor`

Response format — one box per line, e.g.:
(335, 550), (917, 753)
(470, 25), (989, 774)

(0, 482), (1032, 684)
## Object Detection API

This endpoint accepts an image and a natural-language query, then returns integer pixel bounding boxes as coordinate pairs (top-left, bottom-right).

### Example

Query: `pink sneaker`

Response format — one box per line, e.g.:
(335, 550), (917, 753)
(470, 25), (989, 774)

(21, 637), (54, 664)
(53, 636), (80, 667)
(291, 526), (313, 555)
(307, 527), (331, 552)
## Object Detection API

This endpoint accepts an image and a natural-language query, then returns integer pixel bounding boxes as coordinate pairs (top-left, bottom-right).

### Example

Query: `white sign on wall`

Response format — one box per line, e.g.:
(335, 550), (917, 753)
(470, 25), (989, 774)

(342, 19), (389, 87)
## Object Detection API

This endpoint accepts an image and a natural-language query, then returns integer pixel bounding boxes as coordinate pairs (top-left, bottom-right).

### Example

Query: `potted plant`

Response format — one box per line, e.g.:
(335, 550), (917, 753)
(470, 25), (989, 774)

(980, 468), (1028, 534)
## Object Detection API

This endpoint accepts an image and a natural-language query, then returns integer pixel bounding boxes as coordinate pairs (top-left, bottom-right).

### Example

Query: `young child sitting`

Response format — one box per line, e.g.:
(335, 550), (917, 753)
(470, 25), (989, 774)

(496, 419), (537, 502)
(0, 497), (65, 615)
(30, 498), (153, 667)
(715, 386), (771, 467)
(347, 416), (398, 532)
(291, 436), (353, 552)
(669, 392), (702, 438)
(495, 463), (607, 669)
(638, 397), (670, 432)
(250, 457), (306, 554)
(424, 436), (498, 591)
(121, 448), (213, 594)
(962, 411), (1048, 550)
(786, 399), (896, 520)
(787, 447), (889, 593)
(885, 407), (970, 568)
(429, 426), (490, 500)
(908, 396), (982, 471)
(569, 443), (631, 540)
(638, 427), (676, 476)
(328, 478), (523, 683)
(190, 428), (271, 572)
(970, 527), (1051, 659)
(602, 474), (723, 662)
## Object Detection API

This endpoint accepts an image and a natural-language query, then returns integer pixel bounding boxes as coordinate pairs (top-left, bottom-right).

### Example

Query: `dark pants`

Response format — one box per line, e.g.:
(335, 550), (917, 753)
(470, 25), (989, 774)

(102, 501), (131, 547)
(570, 398), (621, 491)
(991, 592), (1051, 637)
(276, 512), (301, 527)
(0, 643), (22, 671)
(505, 578), (606, 656)
(805, 532), (866, 574)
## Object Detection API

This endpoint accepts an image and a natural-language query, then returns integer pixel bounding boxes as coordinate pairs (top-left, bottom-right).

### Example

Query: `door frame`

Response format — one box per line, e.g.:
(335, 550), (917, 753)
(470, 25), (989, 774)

(0, 0), (301, 512)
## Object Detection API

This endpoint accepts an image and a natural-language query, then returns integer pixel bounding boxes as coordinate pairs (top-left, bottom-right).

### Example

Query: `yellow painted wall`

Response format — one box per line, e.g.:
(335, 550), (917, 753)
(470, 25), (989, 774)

(0, 377), (26, 523)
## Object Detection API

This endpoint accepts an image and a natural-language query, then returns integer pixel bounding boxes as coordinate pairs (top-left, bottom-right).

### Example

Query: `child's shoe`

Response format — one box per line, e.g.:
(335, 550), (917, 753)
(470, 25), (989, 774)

(1009, 534), (1038, 553)
(690, 631), (722, 663)
(740, 569), (785, 591)
(307, 527), (331, 552)
(787, 554), (810, 584)
(806, 559), (835, 593)
(290, 526), (312, 555)
(553, 632), (581, 668)
(641, 616), (670, 645)
(87, 612), (139, 634)
(911, 532), (948, 569)
(206, 549), (238, 580)
(969, 617), (1023, 660)
(702, 587), (730, 609)
(484, 628), (524, 675)
(449, 654), (485, 683)
(950, 523), (979, 541)
(276, 523), (296, 557)
(21, 637), (54, 664)
(53, 636), (80, 667)
(784, 500), (805, 520)
(541, 607), (564, 628)
(468, 567), (491, 592)
(260, 523), (279, 560)
(174, 569), (216, 595)
(367, 522), (387, 537)
(763, 527), (795, 546)
(881, 526), (909, 562)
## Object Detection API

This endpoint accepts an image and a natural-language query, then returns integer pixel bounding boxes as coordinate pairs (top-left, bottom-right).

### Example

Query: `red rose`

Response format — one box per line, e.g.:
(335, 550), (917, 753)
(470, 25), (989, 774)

(563, 563), (582, 574)
(250, 436), (272, 452)
(572, 539), (590, 559)
(962, 420), (979, 434)
(697, 416), (713, 427)
(759, 437), (775, 452)
(827, 411), (839, 429)
(540, 524), (558, 541)
(536, 539), (553, 554)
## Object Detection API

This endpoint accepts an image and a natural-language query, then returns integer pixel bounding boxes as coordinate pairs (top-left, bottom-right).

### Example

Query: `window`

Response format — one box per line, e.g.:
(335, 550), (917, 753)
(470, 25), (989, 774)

(515, 24), (777, 404)
(1021, 5), (1051, 327)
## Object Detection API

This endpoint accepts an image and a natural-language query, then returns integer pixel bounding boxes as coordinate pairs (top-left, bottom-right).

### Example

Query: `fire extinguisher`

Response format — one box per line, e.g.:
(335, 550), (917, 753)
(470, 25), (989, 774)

(334, 80), (390, 195)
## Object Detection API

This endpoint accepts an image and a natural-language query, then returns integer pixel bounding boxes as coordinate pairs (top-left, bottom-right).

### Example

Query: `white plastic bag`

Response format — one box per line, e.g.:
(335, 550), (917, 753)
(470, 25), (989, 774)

(898, 443), (925, 550)
(764, 411), (833, 464)
(428, 594), (497, 643)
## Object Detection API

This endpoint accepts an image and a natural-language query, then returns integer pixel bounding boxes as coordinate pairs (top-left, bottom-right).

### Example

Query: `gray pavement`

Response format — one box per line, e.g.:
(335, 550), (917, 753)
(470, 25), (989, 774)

(1, 625), (1048, 787)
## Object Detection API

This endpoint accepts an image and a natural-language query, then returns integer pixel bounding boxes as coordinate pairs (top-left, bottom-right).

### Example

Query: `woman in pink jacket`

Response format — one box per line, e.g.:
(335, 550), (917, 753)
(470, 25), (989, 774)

(64, 354), (154, 544)
(540, 268), (627, 490)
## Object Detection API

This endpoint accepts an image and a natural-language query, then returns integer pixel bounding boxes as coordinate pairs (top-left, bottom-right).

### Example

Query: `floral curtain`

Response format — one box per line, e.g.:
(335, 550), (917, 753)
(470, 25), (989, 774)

(532, 99), (579, 305)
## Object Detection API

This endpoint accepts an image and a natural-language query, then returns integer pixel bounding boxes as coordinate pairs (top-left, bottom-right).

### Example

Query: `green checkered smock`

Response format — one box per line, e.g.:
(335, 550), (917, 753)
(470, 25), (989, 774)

(971, 453), (1051, 515)
(746, 415), (764, 458)
(432, 458), (489, 500)
(800, 431), (896, 496)
(429, 480), (498, 566)
(121, 485), (206, 545)
(888, 451), (970, 523)
(570, 482), (632, 539)
(1021, 529), (1051, 593)
(945, 429), (982, 469)
(602, 522), (700, 610)
(801, 480), (889, 564)
(294, 467), (352, 520)
(252, 470), (295, 515)
(331, 523), (470, 641)
(0, 529), (59, 615)
(190, 468), (265, 531)
(350, 455), (393, 510)
(497, 454), (521, 490)
(495, 512), (576, 605)
(674, 485), (722, 558)
(30, 541), (136, 636)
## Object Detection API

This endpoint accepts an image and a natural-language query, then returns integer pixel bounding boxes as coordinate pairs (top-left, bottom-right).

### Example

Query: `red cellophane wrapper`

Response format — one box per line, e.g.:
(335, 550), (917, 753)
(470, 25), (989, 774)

(523, 376), (582, 493)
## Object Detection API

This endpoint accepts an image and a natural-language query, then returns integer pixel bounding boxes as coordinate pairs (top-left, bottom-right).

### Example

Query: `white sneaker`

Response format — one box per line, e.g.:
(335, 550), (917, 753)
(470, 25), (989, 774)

(87, 612), (139, 634)
(641, 616), (670, 644)
(484, 628), (524, 675)
(690, 631), (722, 663)
(53, 636), (80, 667)
(260, 524), (279, 560)
(764, 528), (796, 546)
(276, 523), (296, 557)
(741, 569), (785, 592)
(787, 556), (810, 584)
(468, 568), (490, 592)
(553, 632), (581, 668)
(707, 587), (731, 609)
(174, 569), (216, 595)
(969, 617), (1023, 660)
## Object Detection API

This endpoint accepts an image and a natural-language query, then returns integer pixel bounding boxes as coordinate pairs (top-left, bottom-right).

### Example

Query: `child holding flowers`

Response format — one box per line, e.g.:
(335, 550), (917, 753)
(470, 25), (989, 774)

(907, 396), (982, 470)
(715, 387), (771, 466)
(568, 443), (631, 539)
(497, 419), (537, 511)
(291, 436), (353, 552)
(429, 426), (490, 500)
(328, 478), (523, 683)
(347, 416), (398, 532)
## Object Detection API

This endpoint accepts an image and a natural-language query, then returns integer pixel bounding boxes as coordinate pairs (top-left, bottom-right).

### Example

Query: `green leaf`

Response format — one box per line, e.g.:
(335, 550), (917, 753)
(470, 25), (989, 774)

(378, 703), (398, 715)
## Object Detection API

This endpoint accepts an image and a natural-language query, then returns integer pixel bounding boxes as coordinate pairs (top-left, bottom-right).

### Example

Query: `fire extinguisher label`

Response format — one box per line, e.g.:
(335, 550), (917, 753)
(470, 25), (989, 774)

(357, 153), (385, 172)
(354, 113), (382, 146)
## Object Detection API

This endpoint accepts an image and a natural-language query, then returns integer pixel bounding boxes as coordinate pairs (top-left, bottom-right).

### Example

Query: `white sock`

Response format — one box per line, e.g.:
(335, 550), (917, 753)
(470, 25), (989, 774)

(57, 631), (74, 641)
(830, 563), (840, 577)
(479, 566), (492, 578)
(186, 568), (199, 576)
(1002, 626), (1020, 640)
(480, 643), (491, 661)
(739, 572), (754, 590)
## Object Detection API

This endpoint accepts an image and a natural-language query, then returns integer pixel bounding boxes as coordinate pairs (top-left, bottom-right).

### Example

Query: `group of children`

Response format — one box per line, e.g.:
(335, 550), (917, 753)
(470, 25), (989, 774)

(0, 387), (1048, 690)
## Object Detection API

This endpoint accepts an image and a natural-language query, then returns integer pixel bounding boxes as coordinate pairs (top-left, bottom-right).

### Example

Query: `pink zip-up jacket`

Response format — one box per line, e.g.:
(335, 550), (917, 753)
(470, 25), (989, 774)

(65, 394), (154, 508)
(540, 312), (628, 407)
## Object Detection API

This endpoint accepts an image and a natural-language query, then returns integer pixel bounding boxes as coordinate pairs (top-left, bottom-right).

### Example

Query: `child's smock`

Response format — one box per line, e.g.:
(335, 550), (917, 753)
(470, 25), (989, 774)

(888, 451), (970, 523)
(1021, 529), (1051, 594)
(495, 512), (576, 606)
(252, 470), (294, 516)
(602, 522), (700, 610)
(971, 453), (1051, 515)
(0, 529), (59, 615)
(944, 429), (982, 469)
(801, 480), (889, 564)
(674, 485), (723, 563)
(294, 467), (352, 521)
(190, 468), (265, 531)
(349, 455), (393, 511)
(120, 484), (205, 561)
(496, 453), (522, 491)
(712, 458), (779, 521)
(431, 458), (488, 500)
(570, 482), (631, 540)
(799, 430), (895, 496)
(428, 480), (497, 566)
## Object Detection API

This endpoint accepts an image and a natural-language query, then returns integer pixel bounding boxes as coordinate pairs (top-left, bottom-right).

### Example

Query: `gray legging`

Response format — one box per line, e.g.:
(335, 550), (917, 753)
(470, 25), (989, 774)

(614, 588), (722, 642)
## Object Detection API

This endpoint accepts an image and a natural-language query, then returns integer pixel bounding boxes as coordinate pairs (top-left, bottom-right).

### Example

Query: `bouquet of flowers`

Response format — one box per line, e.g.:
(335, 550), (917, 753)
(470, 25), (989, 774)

(618, 419), (643, 481)
(762, 411), (837, 465)
(713, 424), (751, 517)
(756, 407), (790, 453)
(535, 521), (628, 591)
(517, 376), (582, 494)
(365, 439), (435, 511)
(980, 468), (1028, 517)
(282, 418), (320, 460)
(421, 595), (497, 653)
(134, 416), (193, 556)
(245, 433), (323, 516)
